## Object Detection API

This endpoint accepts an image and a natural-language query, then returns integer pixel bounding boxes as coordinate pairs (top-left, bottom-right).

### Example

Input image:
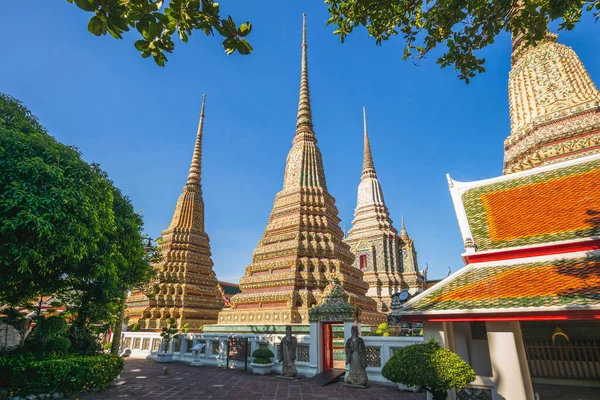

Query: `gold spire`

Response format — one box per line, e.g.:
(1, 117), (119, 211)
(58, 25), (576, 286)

(217, 14), (385, 327)
(400, 215), (409, 239)
(186, 94), (206, 189)
(127, 94), (223, 330)
(295, 13), (313, 135)
(362, 107), (376, 178)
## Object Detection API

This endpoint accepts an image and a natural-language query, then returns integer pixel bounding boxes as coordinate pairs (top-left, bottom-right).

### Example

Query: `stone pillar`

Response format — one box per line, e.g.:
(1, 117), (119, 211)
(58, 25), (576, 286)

(486, 321), (534, 400)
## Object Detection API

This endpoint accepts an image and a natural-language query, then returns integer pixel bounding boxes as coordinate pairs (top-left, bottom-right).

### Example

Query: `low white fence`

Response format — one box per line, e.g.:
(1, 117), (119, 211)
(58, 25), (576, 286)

(121, 331), (423, 386)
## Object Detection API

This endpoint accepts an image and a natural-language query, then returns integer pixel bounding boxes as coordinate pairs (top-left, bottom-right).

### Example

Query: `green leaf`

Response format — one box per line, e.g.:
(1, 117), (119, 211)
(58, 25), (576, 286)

(238, 22), (252, 37)
(73, 0), (95, 12)
(87, 16), (105, 36)
(134, 40), (149, 51)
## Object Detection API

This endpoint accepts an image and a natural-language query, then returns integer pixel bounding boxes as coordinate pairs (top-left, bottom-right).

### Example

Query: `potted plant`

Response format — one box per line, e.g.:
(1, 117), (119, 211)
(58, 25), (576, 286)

(157, 318), (178, 363)
(381, 339), (475, 400)
(250, 347), (275, 375)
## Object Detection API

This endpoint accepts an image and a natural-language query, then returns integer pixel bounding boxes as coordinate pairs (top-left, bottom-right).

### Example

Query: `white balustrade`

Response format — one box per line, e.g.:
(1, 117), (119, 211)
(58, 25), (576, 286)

(121, 331), (423, 385)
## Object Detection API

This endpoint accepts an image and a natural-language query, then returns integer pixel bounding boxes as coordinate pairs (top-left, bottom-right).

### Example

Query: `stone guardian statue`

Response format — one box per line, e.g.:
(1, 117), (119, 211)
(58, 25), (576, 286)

(279, 325), (298, 378)
(345, 325), (368, 387)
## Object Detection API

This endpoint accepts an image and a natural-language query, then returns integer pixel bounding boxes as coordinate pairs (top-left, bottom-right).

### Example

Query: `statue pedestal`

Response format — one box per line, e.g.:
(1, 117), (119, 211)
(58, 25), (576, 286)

(190, 344), (206, 367)
(344, 383), (368, 389)
(276, 375), (299, 380)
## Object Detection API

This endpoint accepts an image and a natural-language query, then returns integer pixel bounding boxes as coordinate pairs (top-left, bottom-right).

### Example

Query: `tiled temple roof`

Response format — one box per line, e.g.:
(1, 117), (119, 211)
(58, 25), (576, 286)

(397, 154), (600, 319)
(451, 154), (600, 253)
(403, 254), (600, 315)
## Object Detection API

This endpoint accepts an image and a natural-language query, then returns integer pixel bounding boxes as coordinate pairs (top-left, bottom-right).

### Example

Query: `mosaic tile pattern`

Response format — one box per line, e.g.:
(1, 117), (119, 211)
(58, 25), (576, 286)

(505, 32), (600, 173)
(142, 338), (150, 351)
(457, 387), (493, 400)
(407, 255), (600, 312)
(151, 338), (161, 352)
(365, 347), (381, 367)
(462, 158), (600, 251)
(173, 338), (181, 353)
(297, 344), (310, 362)
(133, 338), (141, 350)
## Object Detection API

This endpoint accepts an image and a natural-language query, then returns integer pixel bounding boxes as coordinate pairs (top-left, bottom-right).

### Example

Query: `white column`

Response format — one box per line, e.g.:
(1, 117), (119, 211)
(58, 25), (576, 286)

(486, 322), (534, 400)
(309, 321), (320, 370)
(180, 336), (187, 354)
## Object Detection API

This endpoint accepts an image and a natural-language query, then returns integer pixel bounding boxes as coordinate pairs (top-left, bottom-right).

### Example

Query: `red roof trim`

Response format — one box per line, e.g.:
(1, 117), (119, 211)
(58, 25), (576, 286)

(464, 239), (600, 264)
(401, 310), (599, 323)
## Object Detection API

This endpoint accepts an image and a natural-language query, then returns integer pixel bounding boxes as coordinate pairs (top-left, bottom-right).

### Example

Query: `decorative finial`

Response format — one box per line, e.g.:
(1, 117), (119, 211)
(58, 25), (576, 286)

(446, 174), (454, 189)
(302, 13), (306, 46)
(295, 14), (313, 134)
(400, 214), (409, 239)
(186, 94), (206, 188)
(362, 107), (376, 175)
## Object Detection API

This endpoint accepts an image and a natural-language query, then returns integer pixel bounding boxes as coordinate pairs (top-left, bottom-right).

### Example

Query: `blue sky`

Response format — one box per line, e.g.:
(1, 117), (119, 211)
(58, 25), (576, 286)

(2, 2), (599, 283)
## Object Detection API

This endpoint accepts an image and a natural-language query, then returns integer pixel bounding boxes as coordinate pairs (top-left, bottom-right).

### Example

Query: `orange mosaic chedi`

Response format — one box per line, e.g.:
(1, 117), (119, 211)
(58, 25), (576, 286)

(217, 15), (384, 326)
(482, 168), (600, 242)
(504, 31), (600, 174)
(126, 96), (223, 330)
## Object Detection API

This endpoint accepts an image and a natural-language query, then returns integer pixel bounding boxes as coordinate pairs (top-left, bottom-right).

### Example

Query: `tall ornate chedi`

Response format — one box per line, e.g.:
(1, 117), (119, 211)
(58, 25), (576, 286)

(345, 109), (423, 312)
(126, 95), (223, 330)
(504, 31), (600, 174)
(218, 15), (383, 326)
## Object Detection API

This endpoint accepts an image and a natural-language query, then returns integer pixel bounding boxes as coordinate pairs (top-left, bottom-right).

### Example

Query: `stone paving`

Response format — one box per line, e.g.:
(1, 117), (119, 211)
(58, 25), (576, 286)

(80, 359), (426, 399)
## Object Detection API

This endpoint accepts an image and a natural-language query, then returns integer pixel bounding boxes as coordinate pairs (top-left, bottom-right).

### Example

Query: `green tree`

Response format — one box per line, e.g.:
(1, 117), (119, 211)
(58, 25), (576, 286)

(63, 187), (158, 353)
(325, 0), (600, 82)
(66, 0), (252, 66)
(381, 339), (475, 400)
(66, 1), (599, 80)
(0, 93), (156, 355)
(0, 93), (114, 306)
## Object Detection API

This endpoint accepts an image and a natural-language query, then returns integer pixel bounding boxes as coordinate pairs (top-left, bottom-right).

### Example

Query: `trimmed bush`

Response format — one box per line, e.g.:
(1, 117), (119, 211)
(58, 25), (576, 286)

(10, 354), (124, 397)
(381, 340), (475, 400)
(0, 356), (17, 388)
(252, 348), (274, 364)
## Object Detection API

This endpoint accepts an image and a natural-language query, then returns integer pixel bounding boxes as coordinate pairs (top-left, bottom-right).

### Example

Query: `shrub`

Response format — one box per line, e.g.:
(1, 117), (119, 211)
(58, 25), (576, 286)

(381, 340), (475, 400)
(10, 353), (124, 397)
(252, 348), (274, 364)
(103, 342), (112, 350)
(375, 322), (389, 336)
(0, 356), (17, 388)
(33, 316), (71, 353)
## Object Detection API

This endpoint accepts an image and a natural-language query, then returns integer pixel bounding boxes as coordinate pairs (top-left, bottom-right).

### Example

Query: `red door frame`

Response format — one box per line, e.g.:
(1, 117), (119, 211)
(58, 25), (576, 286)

(322, 323), (333, 370)
(321, 322), (343, 371)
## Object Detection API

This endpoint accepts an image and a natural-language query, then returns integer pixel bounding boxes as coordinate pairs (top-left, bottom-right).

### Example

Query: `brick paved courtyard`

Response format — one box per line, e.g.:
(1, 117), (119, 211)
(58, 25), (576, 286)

(80, 359), (426, 399)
